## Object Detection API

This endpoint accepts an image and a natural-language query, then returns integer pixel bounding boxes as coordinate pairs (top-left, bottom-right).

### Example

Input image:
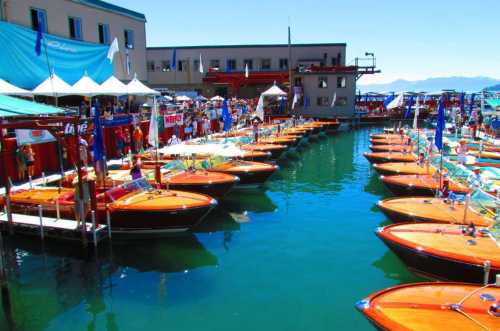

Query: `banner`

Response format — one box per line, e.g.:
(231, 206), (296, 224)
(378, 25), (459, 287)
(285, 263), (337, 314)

(103, 115), (132, 128)
(0, 21), (112, 89)
(164, 113), (184, 128)
(16, 129), (55, 146)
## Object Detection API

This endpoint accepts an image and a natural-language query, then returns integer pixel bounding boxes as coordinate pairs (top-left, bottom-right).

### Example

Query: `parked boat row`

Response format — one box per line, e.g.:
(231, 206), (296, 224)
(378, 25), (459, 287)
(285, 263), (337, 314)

(357, 127), (500, 330)
(0, 119), (338, 237)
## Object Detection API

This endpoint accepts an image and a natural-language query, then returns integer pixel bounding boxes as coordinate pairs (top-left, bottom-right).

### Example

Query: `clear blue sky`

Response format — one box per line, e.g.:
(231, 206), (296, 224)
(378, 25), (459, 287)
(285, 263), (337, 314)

(113, 0), (500, 85)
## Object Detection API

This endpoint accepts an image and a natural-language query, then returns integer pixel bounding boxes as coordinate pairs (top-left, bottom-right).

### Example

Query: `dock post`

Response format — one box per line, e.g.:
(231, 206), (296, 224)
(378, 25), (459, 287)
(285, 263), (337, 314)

(483, 261), (491, 285)
(42, 172), (46, 186)
(106, 205), (112, 239)
(55, 199), (60, 221)
(28, 175), (33, 189)
(91, 210), (97, 247)
(38, 204), (44, 240)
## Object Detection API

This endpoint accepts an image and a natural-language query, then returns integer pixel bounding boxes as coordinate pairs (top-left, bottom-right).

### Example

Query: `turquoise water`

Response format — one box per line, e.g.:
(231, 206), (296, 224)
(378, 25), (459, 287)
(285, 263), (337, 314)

(0, 127), (423, 331)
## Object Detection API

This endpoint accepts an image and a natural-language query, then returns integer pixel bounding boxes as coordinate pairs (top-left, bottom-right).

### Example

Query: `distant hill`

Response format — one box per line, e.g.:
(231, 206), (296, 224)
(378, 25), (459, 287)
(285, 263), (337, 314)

(359, 76), (500, 93)
(486, 83), (500, 91)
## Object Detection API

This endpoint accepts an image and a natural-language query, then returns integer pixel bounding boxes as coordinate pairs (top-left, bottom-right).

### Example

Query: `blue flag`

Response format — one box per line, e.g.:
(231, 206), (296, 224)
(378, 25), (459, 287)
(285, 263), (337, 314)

(434, 97), (445, 151)
(459, 92), (465, 114)
(171, 48), (177, 70)
(383, 94), (396, 109)
(404, 95), (414, 119)
(469, 93), (475, 114)
(35, 24), (43, 56)
(222, 99), (231, 132)
(93, 99), (105, 163)
(304, 96), (310, 109)
(278, 97), (286, 114)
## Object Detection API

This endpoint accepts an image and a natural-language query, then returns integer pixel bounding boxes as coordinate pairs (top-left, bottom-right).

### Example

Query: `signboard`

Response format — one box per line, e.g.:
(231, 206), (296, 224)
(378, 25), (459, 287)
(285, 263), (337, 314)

(164, 113), (184, 128)
(103, 115), (132, 128)
(63, 122), (89, 136)
(15, 129), (56, 146)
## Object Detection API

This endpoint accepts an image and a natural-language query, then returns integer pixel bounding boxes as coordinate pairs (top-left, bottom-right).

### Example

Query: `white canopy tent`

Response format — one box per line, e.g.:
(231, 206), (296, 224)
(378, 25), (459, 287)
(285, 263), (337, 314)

(71, 74), (101, 97)
(386, 93), (405, 110)
(98, 76), (128, 96)
(32, 73), (75, 97)
(261, 84), (287, 97)
(0, 79), (32, 96)
(126, 74), (160, 96)
(210, 95), (224, 101)
(175, 95), (191, 102)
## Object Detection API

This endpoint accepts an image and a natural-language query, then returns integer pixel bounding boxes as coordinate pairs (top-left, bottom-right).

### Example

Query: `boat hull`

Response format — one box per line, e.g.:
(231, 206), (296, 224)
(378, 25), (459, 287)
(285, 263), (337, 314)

(165, 181), (235, 198)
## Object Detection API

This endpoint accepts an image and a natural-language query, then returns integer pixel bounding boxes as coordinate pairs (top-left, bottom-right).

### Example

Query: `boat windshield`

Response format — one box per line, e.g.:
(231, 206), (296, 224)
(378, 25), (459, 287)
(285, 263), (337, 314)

(105, 178), (152, 202)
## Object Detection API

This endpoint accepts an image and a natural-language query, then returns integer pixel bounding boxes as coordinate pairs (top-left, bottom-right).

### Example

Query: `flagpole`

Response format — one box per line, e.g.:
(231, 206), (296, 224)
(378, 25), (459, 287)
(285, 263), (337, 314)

(287, 24), (293, 115)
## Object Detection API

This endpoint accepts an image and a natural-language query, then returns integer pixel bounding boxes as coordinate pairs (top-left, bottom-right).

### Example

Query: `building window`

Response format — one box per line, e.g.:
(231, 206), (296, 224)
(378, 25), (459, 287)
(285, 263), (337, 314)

(261, 59), (271, 70)
(147, 60), (155, 72)
(331, 57), (338, 66)
(30, 8), (47, 32)
(124, 29), (134, 49)
(317, 96), (329, 107)
(335, 97), (348, 106)
(193, 59), (200, 72)
(243, 59), (253, 70)
(279, 58), (288, 70)
(318, 76), (328, 88)
(161, 61), (170, 72)
(209, 59), (220, 70)
(98, 23), (110, 44)
(337, 76), (346, 88)
(177, 60), (188, 72)
(226, 59), (236, 72)
(68, 17), (82, 40)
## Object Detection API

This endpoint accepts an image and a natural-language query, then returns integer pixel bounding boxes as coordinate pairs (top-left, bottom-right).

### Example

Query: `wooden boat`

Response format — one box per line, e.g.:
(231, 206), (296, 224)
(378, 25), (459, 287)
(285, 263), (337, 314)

(364, 152), (417, 163)
(6, 180), (218, 234)
(470, 150), (500, 160)
(162, 169), (238, 198)
(369, 144), (413, 153)
(316, 120), (340, 132)
(380, 174), (470, 196)
(302, 122), (323, 134)
(209, 160), (278, 188)
(370, 133), (402, 140)
(377, 197), (495, 226)
(259, 136), (299, 147)
(240, 143), (287, 159)
(283, 127), (310, 137)
(370, 137), (408, 145)
(376, 222), (500, 283)
(356, 282), (500, 330)
(373, 162), (436, 176)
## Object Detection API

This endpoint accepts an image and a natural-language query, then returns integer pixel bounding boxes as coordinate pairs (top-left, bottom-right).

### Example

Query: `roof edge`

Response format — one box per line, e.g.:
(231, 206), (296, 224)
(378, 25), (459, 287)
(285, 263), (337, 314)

(71, 0), (146, 22)
(147, 43), (347, 50)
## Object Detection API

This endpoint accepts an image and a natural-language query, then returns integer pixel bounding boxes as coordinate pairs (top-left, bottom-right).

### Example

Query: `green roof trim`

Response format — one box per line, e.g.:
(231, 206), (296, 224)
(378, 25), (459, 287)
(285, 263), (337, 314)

(72, 0), (146, 21)
(486, 98), (500, 108)
(0, 95), (64, 118)
(147, 43), (346, 50)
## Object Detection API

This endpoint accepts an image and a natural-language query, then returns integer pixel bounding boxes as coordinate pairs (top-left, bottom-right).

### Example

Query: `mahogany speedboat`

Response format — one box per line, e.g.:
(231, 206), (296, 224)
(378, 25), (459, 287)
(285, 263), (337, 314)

(162, 168), (238, 198)
(380, 174), (470, 196)
(376, 222), (500, 283)
(369, 144), (413, 153)
(7, 179), (218, 234)
(364, 152), (417, 163)
(259, 135), (299, 147)
(240, 143), (287, 159)
(377, 197), (495, 226)
(470, 151), (500, 160)
(370, 133), (402, 140)
(370, 137), (408, 145)
(373, 162), (436, 176)
(356, 282), (500, 330)
(209, 160), (279, 188)
(317, 120), (340, 133)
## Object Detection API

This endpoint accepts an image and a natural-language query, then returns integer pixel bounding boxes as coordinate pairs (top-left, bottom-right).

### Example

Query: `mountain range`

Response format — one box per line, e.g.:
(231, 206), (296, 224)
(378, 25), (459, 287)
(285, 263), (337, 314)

(359, 76), (500, 93)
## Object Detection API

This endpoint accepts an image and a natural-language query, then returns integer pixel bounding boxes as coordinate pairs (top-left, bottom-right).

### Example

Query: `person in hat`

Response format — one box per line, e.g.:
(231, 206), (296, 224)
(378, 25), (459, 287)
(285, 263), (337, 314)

(456, 139), (468, 164)
(73, 168), (91, 228)
(130, 155), (142, 180)
(252, 118), (260, 143)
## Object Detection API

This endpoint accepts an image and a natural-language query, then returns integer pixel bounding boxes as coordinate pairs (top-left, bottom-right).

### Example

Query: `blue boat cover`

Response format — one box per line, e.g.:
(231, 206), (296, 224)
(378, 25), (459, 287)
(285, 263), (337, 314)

(0, 21), (112, 89)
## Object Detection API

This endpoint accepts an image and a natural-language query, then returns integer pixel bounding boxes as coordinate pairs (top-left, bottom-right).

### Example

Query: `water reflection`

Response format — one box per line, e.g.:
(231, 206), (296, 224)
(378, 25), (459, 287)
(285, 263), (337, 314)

(371, 251), (423, 283)
(220, 190), (278, 214)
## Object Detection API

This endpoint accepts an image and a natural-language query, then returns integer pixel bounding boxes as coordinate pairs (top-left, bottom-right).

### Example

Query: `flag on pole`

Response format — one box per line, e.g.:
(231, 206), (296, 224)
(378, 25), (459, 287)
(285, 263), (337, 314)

(245, 63), (249, 78)
(304, 96), (310, 109)
(469, 93), (476, 114)
(330, 92), (337, 108)
(383, 94), (395, 109)
(403, 95), (414, 120)
(459, 92), (465, 114)
(222, 99), (232, 132)
(92, 99), (106, 179)
(256, 95), (264, 120)
(35, 24), (43, 56)
(148, 97), (159, 148)
(434, 97), (445, 151)
(413, 96), (420, 129)
(199, 53), (204, 73)
(107, 37), (119, 63)
(171, 48), (177, 71)
(125, 49), (131, 75)
(292, 94), (298, 109)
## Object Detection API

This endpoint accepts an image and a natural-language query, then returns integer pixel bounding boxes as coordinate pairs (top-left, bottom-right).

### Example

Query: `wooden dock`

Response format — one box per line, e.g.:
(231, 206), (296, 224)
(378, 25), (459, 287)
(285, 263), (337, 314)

(0, 211), (109, 245)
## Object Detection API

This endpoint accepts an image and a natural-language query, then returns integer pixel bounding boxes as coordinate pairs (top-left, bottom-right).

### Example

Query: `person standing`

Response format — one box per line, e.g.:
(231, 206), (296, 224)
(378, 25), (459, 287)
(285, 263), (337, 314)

(130, 155), (142, 180)
(15, 146), (27, 181)
(252, 118), (260, 143)
(133, 126), (143, 153)
(115, 127), (125, 158)
(73, 169), (91, 228)
(24, 144), (35, 178)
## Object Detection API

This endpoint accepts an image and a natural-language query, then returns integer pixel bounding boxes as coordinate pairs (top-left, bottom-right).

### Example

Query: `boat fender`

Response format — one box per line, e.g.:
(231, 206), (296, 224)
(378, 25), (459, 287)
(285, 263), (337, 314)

(490, 302), (500, 317)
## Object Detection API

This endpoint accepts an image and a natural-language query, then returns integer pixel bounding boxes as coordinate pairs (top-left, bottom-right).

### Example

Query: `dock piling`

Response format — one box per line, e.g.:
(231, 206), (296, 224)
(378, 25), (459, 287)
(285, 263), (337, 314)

(37, 204), (44, 240)
(28, 175), (33, 189)
(91, 210), (97, 247)
(55, 199), (60, 221)
(483, 261), (491, 285)
(42, 172), (46, 186)
(106, 205), (112, 239)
